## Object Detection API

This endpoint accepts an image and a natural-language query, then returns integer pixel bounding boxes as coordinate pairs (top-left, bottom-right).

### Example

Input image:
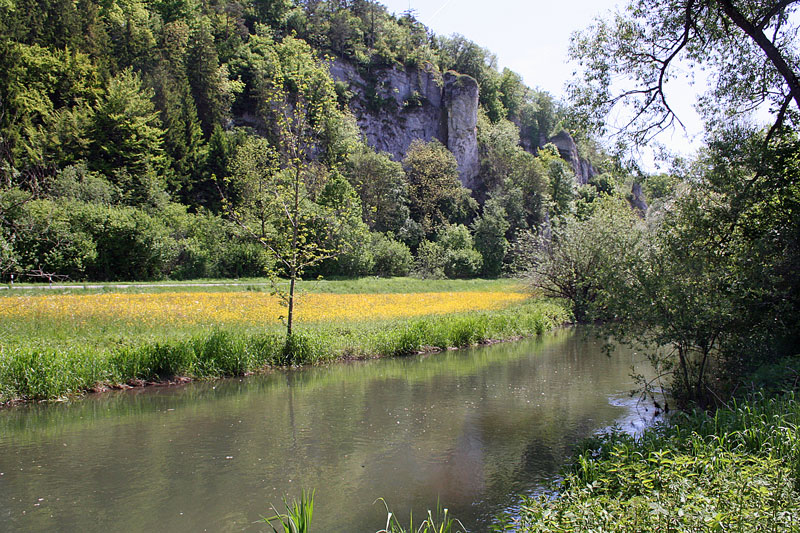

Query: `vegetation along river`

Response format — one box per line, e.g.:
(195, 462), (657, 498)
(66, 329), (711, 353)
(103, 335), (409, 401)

(0, 328), (655, 532)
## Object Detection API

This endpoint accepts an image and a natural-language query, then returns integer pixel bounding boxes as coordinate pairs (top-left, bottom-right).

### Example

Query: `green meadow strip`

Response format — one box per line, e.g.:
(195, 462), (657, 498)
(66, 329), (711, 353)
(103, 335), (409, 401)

(0, 299), (568, 403)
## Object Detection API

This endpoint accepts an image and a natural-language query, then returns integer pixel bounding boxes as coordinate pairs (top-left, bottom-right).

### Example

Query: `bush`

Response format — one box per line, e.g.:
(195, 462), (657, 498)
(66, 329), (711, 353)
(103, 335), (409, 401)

(414, 239), (445, 278)
(442, 248), (482, 278)
(371, 233), (413, 277)
(213, 241), (273, 278)
(13, 199), (98, 280)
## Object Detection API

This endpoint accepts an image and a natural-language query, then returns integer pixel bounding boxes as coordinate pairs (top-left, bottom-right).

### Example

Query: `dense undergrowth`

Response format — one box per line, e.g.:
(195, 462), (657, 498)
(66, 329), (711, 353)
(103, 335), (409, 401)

(0, 299), (568, 403)
(497, 392), (800, 532)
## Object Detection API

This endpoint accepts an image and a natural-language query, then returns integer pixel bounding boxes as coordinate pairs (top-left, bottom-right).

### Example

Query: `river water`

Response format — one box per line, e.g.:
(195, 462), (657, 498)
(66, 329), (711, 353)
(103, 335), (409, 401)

(0, 329), (655, 532)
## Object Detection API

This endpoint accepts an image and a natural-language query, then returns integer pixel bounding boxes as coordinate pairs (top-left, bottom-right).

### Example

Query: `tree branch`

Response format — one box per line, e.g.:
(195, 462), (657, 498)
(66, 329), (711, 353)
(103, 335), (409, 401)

(717, 0), (800, 112)
(757, 0), (797, 30)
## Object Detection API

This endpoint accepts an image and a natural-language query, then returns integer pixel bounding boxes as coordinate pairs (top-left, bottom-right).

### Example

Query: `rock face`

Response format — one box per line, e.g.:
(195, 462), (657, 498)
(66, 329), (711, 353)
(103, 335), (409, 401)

(629, 182), (649, 215)
(547, 130), (596, 185)
(443, 72), (480, 189)
(330, 58), (594, 191)
(329, 60), (480, 189)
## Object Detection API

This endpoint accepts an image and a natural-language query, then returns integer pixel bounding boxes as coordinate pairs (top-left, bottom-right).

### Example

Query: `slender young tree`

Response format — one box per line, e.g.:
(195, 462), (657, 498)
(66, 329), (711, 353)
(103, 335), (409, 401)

(224, 78), (358, 344)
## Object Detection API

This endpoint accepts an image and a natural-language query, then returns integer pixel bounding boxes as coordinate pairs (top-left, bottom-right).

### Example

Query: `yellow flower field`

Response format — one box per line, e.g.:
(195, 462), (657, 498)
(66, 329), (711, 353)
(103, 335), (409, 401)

(0, 291), (529, 327)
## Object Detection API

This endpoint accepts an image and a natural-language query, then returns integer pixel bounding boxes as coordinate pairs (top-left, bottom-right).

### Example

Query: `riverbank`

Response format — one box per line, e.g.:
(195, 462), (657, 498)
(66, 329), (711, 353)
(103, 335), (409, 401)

(499, 389), (800, 531)
(0, 278), (569, 404)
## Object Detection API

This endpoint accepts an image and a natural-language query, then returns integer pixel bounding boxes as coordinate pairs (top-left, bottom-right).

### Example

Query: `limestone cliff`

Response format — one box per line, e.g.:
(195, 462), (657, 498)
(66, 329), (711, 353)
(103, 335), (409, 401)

(547, 130), (596, 185)
(329, 60), (480, 189)
(329, 59), (594, 192)
(442, 72), (480, 190)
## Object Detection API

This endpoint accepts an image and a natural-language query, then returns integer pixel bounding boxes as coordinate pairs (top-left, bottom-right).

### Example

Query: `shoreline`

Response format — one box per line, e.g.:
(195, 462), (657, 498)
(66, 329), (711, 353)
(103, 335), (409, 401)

(0, 300), (571, 406)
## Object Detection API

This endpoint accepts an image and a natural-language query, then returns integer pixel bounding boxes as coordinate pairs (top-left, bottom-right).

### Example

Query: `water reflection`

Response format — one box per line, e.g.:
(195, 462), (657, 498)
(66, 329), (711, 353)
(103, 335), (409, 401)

(0, 329), (654, 532)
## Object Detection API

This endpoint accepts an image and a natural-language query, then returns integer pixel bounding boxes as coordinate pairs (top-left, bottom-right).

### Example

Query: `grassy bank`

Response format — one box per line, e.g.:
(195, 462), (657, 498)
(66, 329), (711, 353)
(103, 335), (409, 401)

(0, 279), (568, 403)
(500, 392), (800, 531)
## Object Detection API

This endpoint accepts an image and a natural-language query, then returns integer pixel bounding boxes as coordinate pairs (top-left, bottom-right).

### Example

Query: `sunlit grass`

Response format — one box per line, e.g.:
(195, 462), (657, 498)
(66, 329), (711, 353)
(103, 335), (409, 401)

(0, 290), (527, 328)
(0, 278), (568, 403)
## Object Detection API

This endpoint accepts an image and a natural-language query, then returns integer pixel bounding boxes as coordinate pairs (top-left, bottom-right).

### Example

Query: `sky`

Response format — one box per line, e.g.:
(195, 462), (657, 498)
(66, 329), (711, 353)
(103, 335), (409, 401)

(378, 0), (706, 166)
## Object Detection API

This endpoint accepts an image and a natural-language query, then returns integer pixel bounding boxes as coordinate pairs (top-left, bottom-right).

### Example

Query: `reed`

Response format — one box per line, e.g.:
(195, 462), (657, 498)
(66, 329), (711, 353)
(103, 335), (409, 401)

(374, 499), (467, 533)
(262, 489), (314, 533)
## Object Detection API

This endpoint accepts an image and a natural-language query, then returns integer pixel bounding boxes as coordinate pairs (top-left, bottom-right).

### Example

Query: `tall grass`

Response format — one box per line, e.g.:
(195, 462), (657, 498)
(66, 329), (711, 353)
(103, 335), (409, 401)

(262, 489), (314, 533)
(505, 392), (800, 531)
(0, 300), (568, 403)
(375, 499), (467, 533)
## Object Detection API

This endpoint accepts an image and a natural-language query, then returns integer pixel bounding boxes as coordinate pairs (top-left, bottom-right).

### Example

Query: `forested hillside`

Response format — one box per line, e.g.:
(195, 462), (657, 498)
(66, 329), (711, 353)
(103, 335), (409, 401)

(0, 0), (619, 282)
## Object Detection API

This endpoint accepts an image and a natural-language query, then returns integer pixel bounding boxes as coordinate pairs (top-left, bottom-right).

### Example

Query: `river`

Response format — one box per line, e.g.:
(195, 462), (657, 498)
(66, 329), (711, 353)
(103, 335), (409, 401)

(0, 328), (655, 532)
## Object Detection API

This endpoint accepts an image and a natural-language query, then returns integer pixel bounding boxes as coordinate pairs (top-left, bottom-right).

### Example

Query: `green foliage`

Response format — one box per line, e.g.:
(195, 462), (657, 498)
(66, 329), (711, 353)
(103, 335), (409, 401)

(414, 225), (483, 280)
(89, 68), (168, 206)
(186, 20), (239, 136)
(523, 195), (644, 323)
(538, 143), (576, 219)
(594, 128), (800, 404)
(507, 393), (800, 532)
(568, 0), (800, 144)
(370, 233), (413, 277)
(0, 0), (604, 286)
(472, 198), (510, 277)
(12, 199), (98, 279)
(403, 140), (476, 237)
(345, 144), (412, 236)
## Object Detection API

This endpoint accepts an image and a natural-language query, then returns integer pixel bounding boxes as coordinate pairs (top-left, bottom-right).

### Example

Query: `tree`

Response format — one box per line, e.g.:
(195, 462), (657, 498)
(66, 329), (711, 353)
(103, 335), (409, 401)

(570, 0), (800, 144)
(537, 144), (576, 219)
(524, 195), (644, 323)
(344, 144), (412, 236)
(224, 83), (359, 347)
(403, 140), (475, 237)
(472, 198), (509, 277)
(187, 20), (240, 136)
(88, 68), (168, 206)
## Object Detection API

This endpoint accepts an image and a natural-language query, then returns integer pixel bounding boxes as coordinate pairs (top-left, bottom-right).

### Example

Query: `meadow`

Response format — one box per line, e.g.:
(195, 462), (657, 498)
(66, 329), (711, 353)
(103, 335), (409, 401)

(0, 277), (568, 403)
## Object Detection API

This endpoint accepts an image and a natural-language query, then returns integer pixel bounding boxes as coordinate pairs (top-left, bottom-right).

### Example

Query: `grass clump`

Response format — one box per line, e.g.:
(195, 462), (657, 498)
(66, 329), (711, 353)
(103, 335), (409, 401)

(501, 393), (800, 532)
(262, 489), (314, 533)
(375, 498), (467, 533)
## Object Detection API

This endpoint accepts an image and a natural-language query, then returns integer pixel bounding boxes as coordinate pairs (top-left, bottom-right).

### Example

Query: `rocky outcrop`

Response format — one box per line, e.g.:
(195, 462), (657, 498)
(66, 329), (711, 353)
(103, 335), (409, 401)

(547, 130), (596, 185)
(328, 60), (480, 189)
(443, 72), (480, 189)
(330, 58), (594, 192)
(629, 182), (648, 215)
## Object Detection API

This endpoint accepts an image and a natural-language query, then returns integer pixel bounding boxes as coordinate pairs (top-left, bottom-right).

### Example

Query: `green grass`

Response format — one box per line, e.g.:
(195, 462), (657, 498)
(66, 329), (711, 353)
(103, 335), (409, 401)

(499, 392), (800, 532)
(0, 276), (521, 297)
(0, 298), (568, 403)
(262, 490), (315, 533)
(375, 498), (467, 533)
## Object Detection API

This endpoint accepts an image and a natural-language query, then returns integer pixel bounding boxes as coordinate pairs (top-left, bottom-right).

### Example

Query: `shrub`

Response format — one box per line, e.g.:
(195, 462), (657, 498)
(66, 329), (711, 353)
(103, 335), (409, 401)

(371, 233), (413, 277)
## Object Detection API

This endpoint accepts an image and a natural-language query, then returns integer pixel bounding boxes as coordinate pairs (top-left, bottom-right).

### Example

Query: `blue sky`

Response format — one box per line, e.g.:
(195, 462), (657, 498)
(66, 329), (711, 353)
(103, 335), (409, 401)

(378, 0), (705, 165)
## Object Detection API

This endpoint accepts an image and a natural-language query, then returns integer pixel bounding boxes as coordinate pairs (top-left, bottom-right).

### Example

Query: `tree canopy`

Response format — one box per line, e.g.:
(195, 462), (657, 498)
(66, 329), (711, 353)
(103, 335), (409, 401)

(570, 0), (800, 144)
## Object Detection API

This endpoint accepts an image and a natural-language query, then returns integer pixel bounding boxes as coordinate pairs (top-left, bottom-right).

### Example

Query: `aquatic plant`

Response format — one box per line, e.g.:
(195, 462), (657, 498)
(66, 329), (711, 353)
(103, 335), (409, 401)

(262, 489), (314, 533)
(375, 499), (467, 533)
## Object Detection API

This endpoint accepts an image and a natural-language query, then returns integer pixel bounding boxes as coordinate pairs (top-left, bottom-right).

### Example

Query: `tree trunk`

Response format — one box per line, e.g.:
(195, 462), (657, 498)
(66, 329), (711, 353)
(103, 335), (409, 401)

(287, 270), (295, 338)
